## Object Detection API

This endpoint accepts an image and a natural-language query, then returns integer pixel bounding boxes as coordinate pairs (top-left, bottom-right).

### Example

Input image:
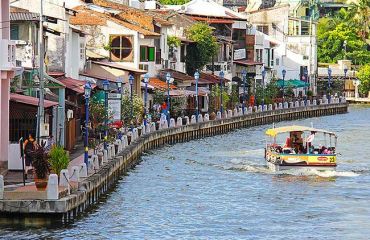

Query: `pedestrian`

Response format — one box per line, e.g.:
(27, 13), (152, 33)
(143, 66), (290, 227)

(23, 133), (37, 178)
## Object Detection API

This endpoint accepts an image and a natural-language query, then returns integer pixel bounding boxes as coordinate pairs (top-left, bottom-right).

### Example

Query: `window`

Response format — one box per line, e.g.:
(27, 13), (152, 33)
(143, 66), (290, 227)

(180, 44), (186, 62)
(110, 35), (133, 62)
(257, 25), (268, 35)
(140, 46), (155, 62)
(270, 49), (274, 67)
(80, 42), (85, 60)
(255, 49), (263, 62)
(276, 58), (279, 66)
(10, 25), (19, 40)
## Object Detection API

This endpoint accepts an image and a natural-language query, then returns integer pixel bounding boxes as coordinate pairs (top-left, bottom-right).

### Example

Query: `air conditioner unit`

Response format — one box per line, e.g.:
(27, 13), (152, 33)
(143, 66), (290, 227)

(40, 123), (50, 137)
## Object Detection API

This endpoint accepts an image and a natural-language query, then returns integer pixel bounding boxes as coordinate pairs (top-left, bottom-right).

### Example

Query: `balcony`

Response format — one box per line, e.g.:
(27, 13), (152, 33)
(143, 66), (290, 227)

(0, 39), (16, 71)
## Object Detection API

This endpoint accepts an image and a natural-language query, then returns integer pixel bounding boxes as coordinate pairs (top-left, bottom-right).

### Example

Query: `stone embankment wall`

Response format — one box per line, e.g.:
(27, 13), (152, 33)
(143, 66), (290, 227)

(0, 102), (348, 222)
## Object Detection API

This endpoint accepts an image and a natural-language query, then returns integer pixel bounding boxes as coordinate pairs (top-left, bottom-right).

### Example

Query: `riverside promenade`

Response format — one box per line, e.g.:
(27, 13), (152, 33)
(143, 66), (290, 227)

(0, 99), (348, 223)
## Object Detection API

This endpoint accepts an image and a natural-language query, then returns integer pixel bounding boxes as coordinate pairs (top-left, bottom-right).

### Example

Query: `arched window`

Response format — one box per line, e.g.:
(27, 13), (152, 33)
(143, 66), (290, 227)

(109, 35), (133, 62)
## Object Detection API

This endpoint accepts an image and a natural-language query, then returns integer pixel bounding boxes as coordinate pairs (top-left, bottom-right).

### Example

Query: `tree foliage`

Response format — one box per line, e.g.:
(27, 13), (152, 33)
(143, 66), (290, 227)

(209, 84), (230, 113)
(185, 23), (218, 75)
(317, 4), (370, 65)
(121, 89), (144, 127)
(358, 64), (370, 95)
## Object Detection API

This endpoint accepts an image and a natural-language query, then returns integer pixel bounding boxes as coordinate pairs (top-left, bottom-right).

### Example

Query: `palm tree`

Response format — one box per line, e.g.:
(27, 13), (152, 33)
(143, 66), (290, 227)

(348, 0), (370, 41)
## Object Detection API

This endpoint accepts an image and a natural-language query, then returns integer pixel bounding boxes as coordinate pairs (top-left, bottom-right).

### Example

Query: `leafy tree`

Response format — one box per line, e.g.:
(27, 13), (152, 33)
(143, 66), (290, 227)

(121, 89), (144, 127)
(209, 84), (230, 113)
(358, 64), (370, 95)
(348, 0), (370, 41)
(317, 22), (370, 64)
(185, 23), (218, 75)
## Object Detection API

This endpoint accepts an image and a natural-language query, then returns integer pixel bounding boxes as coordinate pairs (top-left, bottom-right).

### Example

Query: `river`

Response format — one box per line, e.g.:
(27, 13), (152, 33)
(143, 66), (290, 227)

(1, 105), (370, 239)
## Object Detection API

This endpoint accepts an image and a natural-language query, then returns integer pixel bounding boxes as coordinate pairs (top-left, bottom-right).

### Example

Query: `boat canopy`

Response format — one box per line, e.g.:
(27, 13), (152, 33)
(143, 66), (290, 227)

(265, 125), (337, 137)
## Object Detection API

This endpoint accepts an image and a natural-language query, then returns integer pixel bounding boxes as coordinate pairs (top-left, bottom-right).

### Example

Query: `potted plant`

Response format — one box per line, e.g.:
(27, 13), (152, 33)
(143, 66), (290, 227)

(48, 145), (70, 177)
(30, 142), (50, 191)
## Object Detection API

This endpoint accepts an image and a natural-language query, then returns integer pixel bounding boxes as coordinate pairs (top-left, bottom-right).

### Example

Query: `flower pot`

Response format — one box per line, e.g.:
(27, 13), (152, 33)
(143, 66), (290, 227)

(35, 177), (48, 191)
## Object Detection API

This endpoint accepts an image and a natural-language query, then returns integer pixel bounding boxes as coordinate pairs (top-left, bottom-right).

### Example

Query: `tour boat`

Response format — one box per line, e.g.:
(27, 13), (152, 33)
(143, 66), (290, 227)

(264, 125), (337, 171)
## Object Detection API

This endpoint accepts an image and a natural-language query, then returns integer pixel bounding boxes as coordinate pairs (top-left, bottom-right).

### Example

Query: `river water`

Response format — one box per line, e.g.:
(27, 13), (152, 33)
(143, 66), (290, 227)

(1, 105), (370, 240)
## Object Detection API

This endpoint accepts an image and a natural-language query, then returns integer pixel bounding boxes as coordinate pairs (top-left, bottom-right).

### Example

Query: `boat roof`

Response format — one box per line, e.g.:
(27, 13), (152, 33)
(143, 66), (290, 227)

(265, 125), (337, 137)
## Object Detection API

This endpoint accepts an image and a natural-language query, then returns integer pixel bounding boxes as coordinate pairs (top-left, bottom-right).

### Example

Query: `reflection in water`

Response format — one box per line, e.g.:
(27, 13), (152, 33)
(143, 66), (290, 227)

(1, 106), (370, 239)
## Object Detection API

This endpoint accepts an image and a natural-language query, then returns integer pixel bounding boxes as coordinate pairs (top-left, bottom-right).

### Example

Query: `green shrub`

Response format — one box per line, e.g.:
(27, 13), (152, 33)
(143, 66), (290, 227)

(48, 145), (70, 176)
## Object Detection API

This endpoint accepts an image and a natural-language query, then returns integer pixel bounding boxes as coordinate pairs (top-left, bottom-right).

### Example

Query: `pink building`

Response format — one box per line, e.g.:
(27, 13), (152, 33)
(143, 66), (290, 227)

(0, 0), (17, 168)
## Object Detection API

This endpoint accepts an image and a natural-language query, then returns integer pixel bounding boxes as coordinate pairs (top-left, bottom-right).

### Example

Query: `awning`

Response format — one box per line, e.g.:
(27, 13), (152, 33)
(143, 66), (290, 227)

(276, 79), (308, 88)
(10, 93), (58, 108)
(234, 60), (263, 66)
(265, 125), (337, 137)
(92, 61), (147, 74)
(146, 78), (176, 90)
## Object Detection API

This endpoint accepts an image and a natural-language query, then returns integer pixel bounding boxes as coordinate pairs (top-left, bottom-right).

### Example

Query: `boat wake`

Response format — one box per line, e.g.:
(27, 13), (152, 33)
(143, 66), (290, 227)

(225, 158), (360, 178)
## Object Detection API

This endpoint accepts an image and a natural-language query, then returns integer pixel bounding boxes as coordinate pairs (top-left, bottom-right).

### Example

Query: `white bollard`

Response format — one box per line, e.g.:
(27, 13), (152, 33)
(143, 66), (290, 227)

(224, 111), (228, 118)
(278, 103), (283, 109)
(238, 108), (243, 116)
(190, 115), (196, 124)
(253, 106), (257, 112)
(233, 108), (238, 116)
(162, 119), (168, 129)
(151, 122), (156, 132)
(170, 118), (176, 128)
(176, 117), (183, 126)
(92, 155), (99, 170)
(88, 158), (94, 174)
(59, 169), (70, 194)
(227, 110), (233, 118)
(0, 175), (3, 199)
(258, 105), (263, 112)
(71, 166), (80, 182)
(110, 145), (115, 157)
(122, 135), (128, 148)
(198, 114), (203, 122)
(216, 111), (222, 119)
(273, 103), (277, 110)
(204, 114), (209, 122)
(284, 102), (289, 109)
(268, 104), (273, 111)
(103, 149), (108, 163)
(307, 100), (311, 106)
(184, 116), (189, 125)
(313, 99), (317, 105)
(300, 100), (305, 107)
(248, 106), (253, 113)
(133, 128), (138, 139)
(47, 174), (59, 200)
(295, 101), (300, 107)
(263, 105), (268, 111)
(79, 163), (87, 178)
(107, 146), (112, 159)
(289, 102), (294, 108)
(145, 124), (151, 134)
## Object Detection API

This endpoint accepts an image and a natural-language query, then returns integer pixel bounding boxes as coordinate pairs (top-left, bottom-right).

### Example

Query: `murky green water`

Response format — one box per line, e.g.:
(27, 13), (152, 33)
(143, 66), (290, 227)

(1, 105), (370, 239)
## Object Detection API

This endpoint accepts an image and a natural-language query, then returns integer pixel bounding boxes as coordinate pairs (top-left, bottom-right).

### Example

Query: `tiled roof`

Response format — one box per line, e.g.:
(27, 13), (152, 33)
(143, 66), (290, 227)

(148, 78), (176, 90)
(71, 7), (159, 36)
(10, 93), (58, 108)
(234, 60), (263, 66)
(190, 16), (235, 24)
(159, 69), (216, 84)
(58, 77), (97, 94)
(10, 11), (39, 21)
(200, 72), (231, 83)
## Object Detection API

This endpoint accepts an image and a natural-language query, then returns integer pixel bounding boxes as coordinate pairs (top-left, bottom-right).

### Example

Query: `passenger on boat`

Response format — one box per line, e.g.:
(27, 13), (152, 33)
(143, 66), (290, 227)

(284, 137), (292, 148)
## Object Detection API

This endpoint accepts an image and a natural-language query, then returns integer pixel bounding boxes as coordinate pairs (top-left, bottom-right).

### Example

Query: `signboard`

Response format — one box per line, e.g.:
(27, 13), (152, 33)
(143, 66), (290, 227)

(234, 48), (246, 60)
(108, 93), (121, 122)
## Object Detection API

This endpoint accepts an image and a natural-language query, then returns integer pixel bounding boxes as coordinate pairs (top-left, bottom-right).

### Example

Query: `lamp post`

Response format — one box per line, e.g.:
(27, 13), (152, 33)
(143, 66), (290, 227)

(166, 72), (171, 126)
(129, 74), (134, 131)
(303, 68), (308, 105)
(282, 69), (286, 102)
(102, 79), (110, 150)
(241, 69), (247, 114)
(143, 73), (149, 127)
(261, 68), (266, 109)
(328, 67), (332, 103)
(343, 40), (347, 60)
(84, 82), (92, 166)
(116, 77), (123, 140)
(194, 70), (200, 122)
(219, 70), (224, 115)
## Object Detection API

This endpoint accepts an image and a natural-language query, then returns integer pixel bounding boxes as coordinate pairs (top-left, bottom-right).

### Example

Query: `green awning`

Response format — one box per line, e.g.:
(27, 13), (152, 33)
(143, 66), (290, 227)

(276, 79), (308, 88)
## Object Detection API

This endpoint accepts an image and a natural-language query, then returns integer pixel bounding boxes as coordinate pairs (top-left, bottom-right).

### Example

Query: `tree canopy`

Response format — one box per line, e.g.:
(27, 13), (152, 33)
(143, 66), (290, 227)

(185, 23), (218, 75)
(317, 3), (370, 65)
(358, 64), (370, 95)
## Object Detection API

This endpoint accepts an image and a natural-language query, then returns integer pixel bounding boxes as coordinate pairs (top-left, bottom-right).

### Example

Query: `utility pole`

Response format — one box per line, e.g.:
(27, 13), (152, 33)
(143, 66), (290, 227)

(36, 0), (44, 142)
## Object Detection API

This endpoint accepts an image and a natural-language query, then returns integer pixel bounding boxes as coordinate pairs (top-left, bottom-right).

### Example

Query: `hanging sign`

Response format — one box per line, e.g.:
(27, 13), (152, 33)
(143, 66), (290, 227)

(108, 93), (121, 121)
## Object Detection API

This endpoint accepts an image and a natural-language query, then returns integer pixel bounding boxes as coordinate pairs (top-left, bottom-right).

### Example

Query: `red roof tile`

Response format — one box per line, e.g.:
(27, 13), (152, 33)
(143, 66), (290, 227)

(149, 78), (176, 90)
(58, 77), (96, 94)
(10, 93), (58, 108)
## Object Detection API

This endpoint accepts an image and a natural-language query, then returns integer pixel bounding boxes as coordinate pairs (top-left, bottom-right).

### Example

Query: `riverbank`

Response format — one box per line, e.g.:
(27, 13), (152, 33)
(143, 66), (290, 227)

(0, 102), (348, 223)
